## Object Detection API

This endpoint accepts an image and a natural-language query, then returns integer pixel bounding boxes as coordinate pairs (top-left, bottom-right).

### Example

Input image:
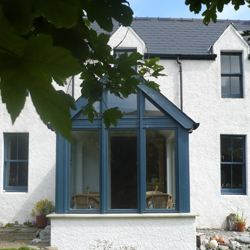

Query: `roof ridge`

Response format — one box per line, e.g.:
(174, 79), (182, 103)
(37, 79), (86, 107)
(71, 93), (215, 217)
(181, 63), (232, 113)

(133, 17), (250, 23)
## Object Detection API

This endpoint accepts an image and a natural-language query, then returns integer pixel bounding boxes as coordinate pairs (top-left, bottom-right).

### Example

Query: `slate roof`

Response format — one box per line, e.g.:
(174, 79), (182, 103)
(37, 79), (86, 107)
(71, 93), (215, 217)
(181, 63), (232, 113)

(91, 18), (250, 56)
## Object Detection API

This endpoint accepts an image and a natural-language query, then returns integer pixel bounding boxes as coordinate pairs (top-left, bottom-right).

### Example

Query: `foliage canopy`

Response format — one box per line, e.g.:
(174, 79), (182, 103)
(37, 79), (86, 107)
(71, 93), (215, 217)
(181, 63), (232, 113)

(0, 0), (164, 141)
(185, 0), (249, 24)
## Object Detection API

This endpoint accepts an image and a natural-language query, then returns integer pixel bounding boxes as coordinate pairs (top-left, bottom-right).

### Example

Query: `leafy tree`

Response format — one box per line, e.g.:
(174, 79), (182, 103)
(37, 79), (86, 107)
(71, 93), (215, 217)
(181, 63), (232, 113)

(0, 0), (164, 141)
(185, 0), (248, 24)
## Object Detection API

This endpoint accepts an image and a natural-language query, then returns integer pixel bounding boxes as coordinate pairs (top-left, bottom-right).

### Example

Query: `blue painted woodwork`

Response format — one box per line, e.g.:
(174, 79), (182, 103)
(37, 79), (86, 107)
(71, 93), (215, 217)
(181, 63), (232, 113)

(56, 86), (198, 214)
(221, 53), (243, 98)
(220, 135), (246, 195)
(3, 133), (29, 192)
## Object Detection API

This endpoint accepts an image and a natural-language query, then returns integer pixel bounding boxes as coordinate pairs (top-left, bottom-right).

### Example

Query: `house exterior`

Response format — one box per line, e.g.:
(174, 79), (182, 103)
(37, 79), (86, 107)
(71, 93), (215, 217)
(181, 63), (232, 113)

(1, 18), (250, 249)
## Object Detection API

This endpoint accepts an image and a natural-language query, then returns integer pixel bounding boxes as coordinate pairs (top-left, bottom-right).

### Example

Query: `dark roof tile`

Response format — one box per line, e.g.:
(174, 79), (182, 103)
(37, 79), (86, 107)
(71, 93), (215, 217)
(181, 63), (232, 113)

(90, 18), (250, 55)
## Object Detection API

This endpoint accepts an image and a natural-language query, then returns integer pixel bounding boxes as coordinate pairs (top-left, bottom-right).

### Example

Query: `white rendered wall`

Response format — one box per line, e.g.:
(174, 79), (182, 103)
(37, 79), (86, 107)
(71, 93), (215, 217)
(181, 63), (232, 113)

(0, 96), (56, 225)
(49, 214), (196, 250)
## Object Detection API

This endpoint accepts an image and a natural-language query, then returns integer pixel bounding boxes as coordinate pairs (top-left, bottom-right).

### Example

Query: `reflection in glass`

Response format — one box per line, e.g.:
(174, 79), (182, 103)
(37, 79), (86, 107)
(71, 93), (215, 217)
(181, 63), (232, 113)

(108, 130), (137, 209)
(221, 137), (231, 162)
(145, 98), (164, 116)
(233, 138), (243, 162)
(7, 162), (17, 186)
(108, 92), (137, 116)
(146, 130), (175, 209)
(18, 135), (28, 160)
(221, 55), (230, 74)
(221, 164), (243, 189)
(221, 54), (240, 74)
(231, 77), (240, 95)
(230, 55), (240, 74)
(232, 165), (243, 189)
(221, 77), (230, 96)
(221, 164), (231, 188)
(70, 131), (100, 209)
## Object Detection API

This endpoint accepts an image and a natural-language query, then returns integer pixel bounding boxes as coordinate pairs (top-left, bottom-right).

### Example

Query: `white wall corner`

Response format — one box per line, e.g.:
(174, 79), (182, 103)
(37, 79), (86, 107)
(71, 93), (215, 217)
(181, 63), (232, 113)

(212, 23), (249, 55)
(108, 25), (147, 55)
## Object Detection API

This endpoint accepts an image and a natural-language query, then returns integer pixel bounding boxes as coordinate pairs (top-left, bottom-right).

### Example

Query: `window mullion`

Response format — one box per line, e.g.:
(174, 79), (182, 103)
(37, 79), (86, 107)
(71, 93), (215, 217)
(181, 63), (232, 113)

(139, 91), (146, 213)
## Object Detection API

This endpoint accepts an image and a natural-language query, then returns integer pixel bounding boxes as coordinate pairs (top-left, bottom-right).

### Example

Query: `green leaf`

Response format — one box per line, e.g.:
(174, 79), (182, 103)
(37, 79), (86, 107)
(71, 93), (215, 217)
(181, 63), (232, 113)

(1, 0), (34, 35)
(23, 34), (83, 79)
(0, 61), (27, 123)
(29, 80), (73, 142)
(57, 91), (77, 111)
(35, 0), (80, 28)
(82, 104), (99, 123)
(145, 81), (160, 92)
(103, 108), (123, 127)
(0, 6), (27, 57)
(53, 77), (67, 86)
(86, 0), (133, 32)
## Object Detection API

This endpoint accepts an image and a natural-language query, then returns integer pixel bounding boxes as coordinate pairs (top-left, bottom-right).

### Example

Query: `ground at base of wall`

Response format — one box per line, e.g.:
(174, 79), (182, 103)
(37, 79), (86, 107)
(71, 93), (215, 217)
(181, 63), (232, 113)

(0, 225), (57, 250)
(197, 228), (250, 250)
(2, 226), (250, 250)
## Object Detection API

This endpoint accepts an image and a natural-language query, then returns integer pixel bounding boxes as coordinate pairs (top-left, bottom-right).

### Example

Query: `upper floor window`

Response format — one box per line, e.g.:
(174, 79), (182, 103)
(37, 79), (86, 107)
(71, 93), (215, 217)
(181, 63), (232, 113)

(221, 135), (245, 195)
(221, 53), (243, 98)
(3, 133), (29, 192)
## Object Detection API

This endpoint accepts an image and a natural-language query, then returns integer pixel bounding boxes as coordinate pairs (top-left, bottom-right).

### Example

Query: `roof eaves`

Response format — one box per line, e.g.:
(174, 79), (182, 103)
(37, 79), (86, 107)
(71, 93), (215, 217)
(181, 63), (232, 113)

(138, 84), (199, 132)
(144, 53), (217, 60)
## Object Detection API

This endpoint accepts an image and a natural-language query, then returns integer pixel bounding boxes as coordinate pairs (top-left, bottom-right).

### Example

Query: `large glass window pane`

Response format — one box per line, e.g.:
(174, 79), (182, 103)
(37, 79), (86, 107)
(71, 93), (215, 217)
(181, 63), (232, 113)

(70, 131), (100, 210)
(108, 130), (137, 209)
(146, 130), (175, 209)
(230, 55), (240, 74)
(18, 135), (29, 160)
(233, 137), (243, 162)
(221, 55), (230, 73)
(7, 136), (17, 160)
(7, 162), (17, 186)
(231, 77), (240, 95)
(221, 77), (230, 96)
(232, 165), (243, 189)
(18, 162), (28, 186)
(221, 137), (231, 162)
(145, 98), (164, 116)
(221, 164), (231, 189)
(108, 92), (137, 116)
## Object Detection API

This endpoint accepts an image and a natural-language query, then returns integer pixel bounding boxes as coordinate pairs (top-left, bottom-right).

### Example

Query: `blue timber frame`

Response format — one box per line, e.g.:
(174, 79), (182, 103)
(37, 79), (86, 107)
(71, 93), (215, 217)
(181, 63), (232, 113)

(3, 133), (29, 192)
(221, 52), (243, 98)
(220, 135), (246, 195)
(55, 85), (198, 214)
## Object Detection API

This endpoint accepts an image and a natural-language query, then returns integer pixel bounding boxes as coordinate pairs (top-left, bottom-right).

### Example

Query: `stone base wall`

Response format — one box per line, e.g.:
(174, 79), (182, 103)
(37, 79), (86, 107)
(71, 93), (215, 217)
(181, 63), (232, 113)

(49, 214), (197, 250)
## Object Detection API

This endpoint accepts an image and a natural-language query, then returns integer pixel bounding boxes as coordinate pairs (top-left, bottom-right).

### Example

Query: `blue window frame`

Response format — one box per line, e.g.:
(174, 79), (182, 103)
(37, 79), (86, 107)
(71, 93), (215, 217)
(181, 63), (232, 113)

(221, 135), (246, 195)
(56, 86), (198, 214)
(221, 53), (243, 98)
(3, 133), (29, 192)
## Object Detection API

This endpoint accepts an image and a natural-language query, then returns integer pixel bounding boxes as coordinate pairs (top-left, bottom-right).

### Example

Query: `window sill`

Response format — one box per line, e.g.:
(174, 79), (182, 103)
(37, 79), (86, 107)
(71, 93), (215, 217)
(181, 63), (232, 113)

(47, 212), (198, 219)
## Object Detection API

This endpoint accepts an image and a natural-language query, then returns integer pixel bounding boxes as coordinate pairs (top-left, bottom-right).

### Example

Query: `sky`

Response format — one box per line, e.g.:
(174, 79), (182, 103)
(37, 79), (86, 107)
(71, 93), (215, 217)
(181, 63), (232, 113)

(128, 0), (250, 21)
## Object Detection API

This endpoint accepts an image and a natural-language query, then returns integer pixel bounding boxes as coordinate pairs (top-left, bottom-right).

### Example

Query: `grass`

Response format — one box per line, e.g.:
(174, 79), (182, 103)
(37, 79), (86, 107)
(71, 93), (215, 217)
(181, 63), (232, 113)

(1, 223), (14, 228)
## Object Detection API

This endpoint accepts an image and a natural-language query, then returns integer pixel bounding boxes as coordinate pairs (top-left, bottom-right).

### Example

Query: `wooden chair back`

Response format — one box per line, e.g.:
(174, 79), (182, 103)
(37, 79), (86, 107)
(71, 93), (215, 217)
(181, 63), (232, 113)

(146, 193), (172, 209)
(72, 194), (99, 209)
